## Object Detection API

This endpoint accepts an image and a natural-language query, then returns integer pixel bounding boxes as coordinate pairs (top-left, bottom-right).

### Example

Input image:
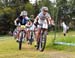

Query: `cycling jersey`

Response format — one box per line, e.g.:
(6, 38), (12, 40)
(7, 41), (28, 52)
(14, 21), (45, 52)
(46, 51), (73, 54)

(37, 12), (51, 20)
(35, 12), (51, 29)
(17, 16), (29, 25)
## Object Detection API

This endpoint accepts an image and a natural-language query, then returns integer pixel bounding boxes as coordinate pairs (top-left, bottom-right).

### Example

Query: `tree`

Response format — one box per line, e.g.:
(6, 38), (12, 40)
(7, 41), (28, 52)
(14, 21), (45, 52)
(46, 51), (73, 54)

(20, 0), (29, 3)
(38, 0), (53, 16)
(56, 0), (67, 7)
(25, 3), (35, 16)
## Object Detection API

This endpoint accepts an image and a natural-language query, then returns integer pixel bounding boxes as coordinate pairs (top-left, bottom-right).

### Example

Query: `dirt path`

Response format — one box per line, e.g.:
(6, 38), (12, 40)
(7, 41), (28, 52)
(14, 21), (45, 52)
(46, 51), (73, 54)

(0, 38), (75, 58)
(25, 43), (75, 58)
(19, 44), (75, 58)
(43, 50), (75, 58)
(0, 44), (75, 58)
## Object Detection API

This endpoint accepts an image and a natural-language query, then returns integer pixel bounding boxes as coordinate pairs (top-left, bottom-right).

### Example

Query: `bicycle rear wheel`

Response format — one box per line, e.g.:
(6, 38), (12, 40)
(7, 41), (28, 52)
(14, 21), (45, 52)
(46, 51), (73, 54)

(29, 31), (34, 45)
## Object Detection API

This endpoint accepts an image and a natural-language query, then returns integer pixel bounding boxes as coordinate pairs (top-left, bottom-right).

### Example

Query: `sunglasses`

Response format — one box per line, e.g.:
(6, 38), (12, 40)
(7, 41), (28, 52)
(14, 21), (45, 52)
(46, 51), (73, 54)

(43, 10), (48, 12)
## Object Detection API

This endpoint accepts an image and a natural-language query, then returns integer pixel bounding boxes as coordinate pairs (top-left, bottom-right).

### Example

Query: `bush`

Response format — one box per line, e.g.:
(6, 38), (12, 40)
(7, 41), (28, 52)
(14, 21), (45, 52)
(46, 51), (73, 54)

(0, 7), (17, 35)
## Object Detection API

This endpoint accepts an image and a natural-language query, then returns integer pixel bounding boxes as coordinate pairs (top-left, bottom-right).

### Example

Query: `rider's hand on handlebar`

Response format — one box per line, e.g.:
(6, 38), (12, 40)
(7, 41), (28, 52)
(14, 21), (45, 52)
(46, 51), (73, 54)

(34, 22), (39, 27)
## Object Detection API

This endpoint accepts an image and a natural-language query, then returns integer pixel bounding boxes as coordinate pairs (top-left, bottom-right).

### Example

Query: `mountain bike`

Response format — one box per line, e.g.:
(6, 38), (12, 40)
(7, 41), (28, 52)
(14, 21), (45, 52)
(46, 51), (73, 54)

(18, 25), (26, 50)
(36, 24), (47, 52)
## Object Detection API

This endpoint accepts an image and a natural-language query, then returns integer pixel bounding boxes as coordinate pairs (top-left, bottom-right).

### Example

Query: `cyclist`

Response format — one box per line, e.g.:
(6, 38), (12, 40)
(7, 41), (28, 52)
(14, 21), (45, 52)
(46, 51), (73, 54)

(29, 15), (35, 31)
(25, 18), (34, 44)
(34, 7), (52, 46)
(14, 10), (30, 42)
(29, 15), (36, 44)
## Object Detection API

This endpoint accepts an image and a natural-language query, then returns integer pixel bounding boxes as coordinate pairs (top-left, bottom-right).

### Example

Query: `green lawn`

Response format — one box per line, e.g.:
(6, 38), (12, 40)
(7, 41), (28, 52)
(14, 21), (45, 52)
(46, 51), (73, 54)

(0, 31), (75, 58)
(54, 31), (75, 43)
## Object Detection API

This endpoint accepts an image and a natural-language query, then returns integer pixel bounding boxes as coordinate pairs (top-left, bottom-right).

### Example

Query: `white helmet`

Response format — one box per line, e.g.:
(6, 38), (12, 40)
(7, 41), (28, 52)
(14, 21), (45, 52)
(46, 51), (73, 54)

(20, 11), (28, 16)
(41, 7), (48, 12)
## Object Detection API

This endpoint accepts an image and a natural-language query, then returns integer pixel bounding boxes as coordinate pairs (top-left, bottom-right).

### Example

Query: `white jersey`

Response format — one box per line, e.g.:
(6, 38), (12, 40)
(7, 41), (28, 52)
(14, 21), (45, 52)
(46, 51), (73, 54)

(35, 12), (51, 29)
(37, 12), (51, 20)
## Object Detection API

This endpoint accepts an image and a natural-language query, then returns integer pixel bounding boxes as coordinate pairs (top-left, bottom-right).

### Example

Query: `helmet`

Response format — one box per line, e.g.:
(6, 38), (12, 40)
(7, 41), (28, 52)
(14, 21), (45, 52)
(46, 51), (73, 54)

(41, 7), (48, 12)
(20, 11), (28, 16)
(30, 15), (34, 18)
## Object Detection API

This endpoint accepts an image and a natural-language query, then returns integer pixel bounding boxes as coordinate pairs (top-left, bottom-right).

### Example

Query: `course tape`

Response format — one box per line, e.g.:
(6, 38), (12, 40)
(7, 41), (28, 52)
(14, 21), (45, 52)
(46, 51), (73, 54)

(54, 42), (75, 46)
(0, 37), (13, 41)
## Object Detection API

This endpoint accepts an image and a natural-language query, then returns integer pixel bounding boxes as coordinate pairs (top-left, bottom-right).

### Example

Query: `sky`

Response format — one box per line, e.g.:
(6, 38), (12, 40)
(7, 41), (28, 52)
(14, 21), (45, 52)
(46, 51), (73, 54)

(29, 0), (55, 4)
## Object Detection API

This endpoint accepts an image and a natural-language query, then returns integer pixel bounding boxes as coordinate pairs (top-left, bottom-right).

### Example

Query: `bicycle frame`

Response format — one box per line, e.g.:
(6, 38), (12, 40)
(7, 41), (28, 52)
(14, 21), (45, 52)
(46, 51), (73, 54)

(18, 25), (26, 50)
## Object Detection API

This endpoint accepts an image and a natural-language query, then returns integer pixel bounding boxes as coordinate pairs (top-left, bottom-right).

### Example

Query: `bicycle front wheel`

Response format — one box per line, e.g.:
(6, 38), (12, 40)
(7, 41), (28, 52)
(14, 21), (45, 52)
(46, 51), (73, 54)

(19, 31), (23, 50)
(39, 36), (46, 52)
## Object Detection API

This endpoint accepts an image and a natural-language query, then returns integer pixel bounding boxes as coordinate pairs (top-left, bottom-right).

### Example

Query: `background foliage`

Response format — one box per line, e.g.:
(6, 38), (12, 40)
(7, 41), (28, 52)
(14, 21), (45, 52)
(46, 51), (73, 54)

(0, 0), (75, 35)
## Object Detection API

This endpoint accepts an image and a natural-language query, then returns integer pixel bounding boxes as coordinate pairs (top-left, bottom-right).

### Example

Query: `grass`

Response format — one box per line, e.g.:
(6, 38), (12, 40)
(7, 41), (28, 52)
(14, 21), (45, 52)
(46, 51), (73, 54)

(0, 31), (75, 58)
(55, 31), (75, 43)
(50, 31), (75, 51)
(0, 36), (54, 58)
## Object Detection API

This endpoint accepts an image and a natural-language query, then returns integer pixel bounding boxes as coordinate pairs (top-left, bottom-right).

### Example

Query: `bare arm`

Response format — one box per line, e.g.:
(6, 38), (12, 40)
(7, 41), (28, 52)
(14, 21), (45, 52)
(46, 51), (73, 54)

(34, 16), (39, 24)
(14, 18), (19, 25)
